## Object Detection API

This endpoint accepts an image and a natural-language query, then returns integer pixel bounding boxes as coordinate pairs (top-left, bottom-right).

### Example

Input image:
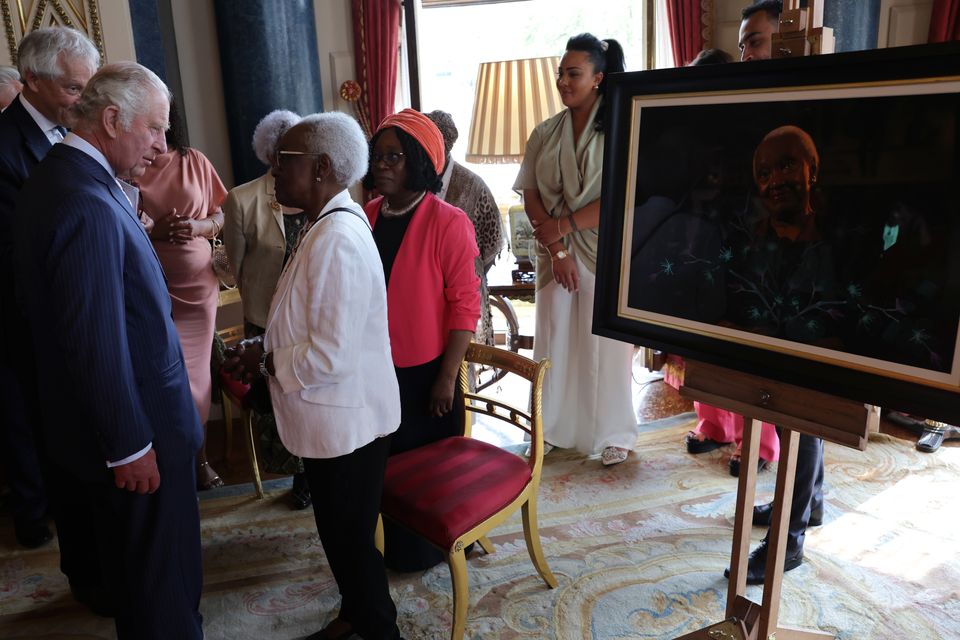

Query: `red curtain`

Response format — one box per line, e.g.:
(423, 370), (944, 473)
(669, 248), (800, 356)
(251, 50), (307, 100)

(665, 0), (705, 67)
(929, 0), (960, 42)
(351, 0), (402, 137)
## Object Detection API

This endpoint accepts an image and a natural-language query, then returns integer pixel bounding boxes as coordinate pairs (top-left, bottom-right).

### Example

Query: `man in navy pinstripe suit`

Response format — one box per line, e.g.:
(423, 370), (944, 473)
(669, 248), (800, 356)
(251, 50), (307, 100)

(15, 62), (204, 639)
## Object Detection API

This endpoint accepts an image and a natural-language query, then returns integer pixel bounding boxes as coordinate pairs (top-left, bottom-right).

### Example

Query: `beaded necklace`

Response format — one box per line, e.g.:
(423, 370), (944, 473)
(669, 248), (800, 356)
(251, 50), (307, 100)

(380, 191), (426, 218)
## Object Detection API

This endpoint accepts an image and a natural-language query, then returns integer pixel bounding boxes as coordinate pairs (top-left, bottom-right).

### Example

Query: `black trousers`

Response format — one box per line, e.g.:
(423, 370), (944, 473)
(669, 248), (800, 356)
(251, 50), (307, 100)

(0, 357), (48, 527)
(776, 430), (825, 552)
(63, 454), (204, 639)
(303, 435), (400, 640)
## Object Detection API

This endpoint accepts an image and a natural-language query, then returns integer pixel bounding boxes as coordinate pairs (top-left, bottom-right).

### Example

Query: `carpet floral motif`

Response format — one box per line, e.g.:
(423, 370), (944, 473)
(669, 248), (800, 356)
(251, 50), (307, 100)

(1, 425), (958, 639)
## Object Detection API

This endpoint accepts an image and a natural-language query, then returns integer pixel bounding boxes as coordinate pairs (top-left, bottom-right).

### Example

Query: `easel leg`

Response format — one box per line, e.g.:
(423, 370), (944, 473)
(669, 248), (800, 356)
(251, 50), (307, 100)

(759, 427), (799, 637)
(726, 418), (762, 615)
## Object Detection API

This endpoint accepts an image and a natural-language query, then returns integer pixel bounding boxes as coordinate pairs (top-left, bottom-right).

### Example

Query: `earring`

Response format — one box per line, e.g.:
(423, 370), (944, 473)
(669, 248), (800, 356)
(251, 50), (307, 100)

(316, 176), (322, 183)
(593, 85), (599, 90)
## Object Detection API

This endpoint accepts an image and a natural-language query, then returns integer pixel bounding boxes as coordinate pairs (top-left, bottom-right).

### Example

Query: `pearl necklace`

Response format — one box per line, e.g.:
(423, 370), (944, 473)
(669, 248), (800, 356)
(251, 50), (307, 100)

(380, 191), (426, 218)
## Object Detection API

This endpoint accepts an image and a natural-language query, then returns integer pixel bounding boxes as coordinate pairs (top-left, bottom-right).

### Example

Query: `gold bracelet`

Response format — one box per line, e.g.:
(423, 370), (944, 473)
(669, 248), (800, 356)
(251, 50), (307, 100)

(568, 214), (578, 232)
(556, 217), (562, 238)
(210, 218), (221, 238)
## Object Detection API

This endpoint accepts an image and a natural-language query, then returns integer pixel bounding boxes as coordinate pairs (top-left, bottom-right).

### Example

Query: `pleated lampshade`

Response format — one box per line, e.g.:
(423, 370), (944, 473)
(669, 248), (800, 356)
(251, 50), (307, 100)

(465, 56), (563, 164)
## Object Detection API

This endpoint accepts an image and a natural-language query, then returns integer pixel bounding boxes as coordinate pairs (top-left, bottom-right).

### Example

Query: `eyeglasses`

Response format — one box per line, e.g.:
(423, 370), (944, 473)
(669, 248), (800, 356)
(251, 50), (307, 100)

(275, 150), (324, 168)
(370, 151), (405, 167)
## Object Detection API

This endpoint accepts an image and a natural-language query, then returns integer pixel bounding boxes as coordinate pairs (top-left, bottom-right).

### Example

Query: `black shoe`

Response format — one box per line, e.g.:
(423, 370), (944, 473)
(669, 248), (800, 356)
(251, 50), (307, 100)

(728, 455), (767, 477)
(684, 431), (726, 454)
(70, 583), (117, 618)
(290, 472), (312, 511)
(723, 539), (803, 585)
(14, 518), (53, 549)
(752, 502), (823, 527)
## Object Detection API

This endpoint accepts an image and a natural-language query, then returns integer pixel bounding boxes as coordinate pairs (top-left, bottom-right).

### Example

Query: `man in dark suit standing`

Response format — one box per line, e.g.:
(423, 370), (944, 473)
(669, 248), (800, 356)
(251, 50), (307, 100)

(0, 27), (98, 552)
(721, 0), (826, 585)
(15, 61), (204, 639)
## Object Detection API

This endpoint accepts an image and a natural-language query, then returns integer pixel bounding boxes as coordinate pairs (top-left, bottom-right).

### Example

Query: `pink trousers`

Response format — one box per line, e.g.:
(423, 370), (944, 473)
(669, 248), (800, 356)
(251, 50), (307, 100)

(694, 402), (780, 462)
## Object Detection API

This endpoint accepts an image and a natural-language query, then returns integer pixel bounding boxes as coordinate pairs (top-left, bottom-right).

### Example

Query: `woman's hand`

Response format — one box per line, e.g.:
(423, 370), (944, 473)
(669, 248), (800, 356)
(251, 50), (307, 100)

(428, 370), (458, 417)
(150, 208), (190, 244)
(532, 216), (563, 246)
(552, 253), (579, 292)
(222, 337), (265, 383)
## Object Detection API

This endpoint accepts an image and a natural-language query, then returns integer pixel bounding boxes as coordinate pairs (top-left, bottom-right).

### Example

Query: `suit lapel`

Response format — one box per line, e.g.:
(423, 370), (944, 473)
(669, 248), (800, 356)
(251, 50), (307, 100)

(9, 96), (52, 163)
(54, 145), (168, 281)
(264, 173), (285, 235)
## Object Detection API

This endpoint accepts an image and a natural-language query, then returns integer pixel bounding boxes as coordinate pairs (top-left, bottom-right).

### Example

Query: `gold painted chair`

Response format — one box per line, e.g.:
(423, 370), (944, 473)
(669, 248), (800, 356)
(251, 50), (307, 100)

(216, 324), (264, 499)
(376, 343), (557, 640)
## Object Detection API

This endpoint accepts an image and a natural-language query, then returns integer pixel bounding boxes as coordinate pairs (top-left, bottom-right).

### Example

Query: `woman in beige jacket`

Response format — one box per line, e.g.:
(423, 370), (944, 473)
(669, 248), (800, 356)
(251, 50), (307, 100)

(221, 109), (313, 509)
(222, 109), (303, 335)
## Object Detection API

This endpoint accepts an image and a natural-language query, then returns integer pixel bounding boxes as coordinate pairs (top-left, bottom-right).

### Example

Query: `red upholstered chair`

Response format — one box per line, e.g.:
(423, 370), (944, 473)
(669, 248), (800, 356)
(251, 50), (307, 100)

(377, 343), (557, 640)
(216, 324), (264, 499)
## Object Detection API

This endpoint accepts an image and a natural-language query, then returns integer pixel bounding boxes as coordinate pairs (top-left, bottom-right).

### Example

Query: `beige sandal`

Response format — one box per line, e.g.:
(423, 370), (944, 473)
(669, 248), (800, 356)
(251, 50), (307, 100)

(601, 446), (629, 466)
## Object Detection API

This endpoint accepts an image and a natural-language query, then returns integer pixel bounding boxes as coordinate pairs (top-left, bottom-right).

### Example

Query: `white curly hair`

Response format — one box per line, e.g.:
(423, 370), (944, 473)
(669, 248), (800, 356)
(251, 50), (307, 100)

(296, 112), (369, 187)
(252, 109), (300, 166)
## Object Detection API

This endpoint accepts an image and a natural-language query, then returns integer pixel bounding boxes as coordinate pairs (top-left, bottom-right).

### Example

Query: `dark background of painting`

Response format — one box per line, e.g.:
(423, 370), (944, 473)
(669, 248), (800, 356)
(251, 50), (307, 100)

(626, 92), (960, 374)
(594, 43), (960, 424)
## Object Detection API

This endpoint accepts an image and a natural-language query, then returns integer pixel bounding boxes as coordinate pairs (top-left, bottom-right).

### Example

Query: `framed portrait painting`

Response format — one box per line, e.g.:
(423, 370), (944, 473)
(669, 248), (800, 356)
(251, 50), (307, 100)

(594, 43), (960, 424)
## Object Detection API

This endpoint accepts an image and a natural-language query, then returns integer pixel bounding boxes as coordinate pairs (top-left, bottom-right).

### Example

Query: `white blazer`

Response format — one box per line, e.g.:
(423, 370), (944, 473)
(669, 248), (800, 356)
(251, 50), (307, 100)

(264, 189), (400, 459)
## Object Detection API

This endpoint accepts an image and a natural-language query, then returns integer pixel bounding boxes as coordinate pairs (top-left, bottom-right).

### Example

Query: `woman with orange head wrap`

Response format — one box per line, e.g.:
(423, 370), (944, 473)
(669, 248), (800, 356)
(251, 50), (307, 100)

(363, 109), (480, 572)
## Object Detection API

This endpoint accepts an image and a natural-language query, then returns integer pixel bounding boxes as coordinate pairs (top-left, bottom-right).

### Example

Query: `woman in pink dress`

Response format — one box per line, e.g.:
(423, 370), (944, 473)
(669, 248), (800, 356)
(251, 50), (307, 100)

(137, 101), (227, 490)
(665, 355), (780, 476)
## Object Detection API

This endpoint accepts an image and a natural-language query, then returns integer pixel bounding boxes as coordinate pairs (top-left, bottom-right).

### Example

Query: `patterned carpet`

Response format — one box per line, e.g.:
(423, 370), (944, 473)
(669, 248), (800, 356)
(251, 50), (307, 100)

(2, 422), (959, 639)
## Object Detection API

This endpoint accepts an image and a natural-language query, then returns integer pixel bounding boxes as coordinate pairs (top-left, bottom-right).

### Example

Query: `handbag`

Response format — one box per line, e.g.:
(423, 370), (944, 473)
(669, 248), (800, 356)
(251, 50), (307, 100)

(211, 235), (236, 289)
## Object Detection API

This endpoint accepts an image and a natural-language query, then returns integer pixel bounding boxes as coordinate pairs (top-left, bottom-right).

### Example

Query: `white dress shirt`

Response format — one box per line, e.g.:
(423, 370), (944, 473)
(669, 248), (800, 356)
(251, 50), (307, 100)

(20, 94), (65, 144)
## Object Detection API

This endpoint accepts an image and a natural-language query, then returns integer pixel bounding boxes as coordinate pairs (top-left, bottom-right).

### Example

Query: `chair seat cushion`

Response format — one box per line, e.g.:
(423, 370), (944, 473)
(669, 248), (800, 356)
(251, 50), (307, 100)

(218, 368), (252, 408)
(382, 436), (532, 549)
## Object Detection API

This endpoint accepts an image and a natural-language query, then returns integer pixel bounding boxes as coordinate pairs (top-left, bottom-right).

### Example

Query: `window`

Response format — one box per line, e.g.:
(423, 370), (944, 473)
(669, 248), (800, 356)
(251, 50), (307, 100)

(411, 0), (670, 205)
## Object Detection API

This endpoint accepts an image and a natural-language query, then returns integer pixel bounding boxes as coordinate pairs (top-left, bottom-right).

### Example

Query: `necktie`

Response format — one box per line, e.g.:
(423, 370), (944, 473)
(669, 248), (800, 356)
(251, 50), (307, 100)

(53, 126), (67, 141)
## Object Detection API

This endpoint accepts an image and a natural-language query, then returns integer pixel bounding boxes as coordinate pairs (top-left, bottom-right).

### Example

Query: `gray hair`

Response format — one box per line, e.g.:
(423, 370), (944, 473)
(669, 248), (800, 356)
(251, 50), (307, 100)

(252, 109), (300, 166)
(73, 62), (170, 130)
(0, 65), (21, 87)
(298, 112), (369, 187)
(17, 27), (99, 78)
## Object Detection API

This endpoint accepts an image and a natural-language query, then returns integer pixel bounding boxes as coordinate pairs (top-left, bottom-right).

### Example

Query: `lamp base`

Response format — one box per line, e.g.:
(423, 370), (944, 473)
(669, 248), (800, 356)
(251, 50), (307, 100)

(513, 258), (535, 284)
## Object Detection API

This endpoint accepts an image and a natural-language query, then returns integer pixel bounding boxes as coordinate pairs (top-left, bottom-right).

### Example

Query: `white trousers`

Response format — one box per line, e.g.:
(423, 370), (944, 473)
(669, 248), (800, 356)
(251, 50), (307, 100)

(533, 251), (638, 454)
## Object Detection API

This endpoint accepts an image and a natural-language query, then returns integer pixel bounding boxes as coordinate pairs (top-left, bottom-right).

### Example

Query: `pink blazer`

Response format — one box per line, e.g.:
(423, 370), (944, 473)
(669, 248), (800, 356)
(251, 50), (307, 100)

(365, 192), (480, 368)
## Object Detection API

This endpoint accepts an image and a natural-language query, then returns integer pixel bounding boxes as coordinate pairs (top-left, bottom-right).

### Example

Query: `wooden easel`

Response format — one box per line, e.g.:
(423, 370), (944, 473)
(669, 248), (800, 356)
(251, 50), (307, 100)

(674, 6), (845, 636)
(674, 360), (876, 640)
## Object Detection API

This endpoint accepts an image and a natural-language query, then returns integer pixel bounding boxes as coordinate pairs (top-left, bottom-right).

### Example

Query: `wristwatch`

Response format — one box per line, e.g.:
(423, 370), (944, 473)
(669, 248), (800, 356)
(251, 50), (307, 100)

(258, 351), (271, 378)
(552, 249), (569, 261)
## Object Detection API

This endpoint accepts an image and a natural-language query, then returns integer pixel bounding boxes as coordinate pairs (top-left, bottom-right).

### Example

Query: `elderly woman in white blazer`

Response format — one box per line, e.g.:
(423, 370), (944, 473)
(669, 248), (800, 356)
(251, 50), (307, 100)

(222, 109), (303, 335)
(225, 112), (403, 640)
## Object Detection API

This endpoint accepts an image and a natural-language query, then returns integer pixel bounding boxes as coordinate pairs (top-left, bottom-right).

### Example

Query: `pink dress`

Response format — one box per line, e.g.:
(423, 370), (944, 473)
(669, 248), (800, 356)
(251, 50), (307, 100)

(138, 148), (227, 424)
(664, 355), (780, 462)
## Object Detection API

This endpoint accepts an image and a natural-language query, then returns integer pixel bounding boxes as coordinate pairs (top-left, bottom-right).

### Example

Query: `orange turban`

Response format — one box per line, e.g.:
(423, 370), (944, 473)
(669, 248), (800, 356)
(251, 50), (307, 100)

(375, 108), (446, 175)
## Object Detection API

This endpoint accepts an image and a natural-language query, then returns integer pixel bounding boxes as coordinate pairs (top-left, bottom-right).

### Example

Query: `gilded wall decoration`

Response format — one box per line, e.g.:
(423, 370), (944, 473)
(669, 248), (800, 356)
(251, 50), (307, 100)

(2, 0), (104, 65)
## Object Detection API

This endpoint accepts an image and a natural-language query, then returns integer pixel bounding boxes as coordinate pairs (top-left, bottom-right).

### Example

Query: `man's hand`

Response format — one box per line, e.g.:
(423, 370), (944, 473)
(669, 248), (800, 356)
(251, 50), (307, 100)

(139, 211), (155, 235)
(112, 448), (160, 494)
